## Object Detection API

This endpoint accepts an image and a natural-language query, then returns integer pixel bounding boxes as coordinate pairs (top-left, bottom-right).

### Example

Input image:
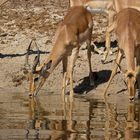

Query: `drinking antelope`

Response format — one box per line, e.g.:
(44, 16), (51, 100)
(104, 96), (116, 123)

(103, 0), (140, 62)
(28, 6), (94, 102)
(74, 0), (140, 63)
(104, 8), (140, 100)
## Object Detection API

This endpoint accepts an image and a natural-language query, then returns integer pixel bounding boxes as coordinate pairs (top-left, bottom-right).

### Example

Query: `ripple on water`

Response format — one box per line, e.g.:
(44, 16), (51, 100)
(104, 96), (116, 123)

(0, 91), (140, 139)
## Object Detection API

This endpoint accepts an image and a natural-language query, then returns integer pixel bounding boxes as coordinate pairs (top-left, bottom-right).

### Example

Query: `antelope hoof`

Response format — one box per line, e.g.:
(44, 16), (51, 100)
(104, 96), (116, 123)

(101, 55), (106, 64)
(109, 50), (113, 55)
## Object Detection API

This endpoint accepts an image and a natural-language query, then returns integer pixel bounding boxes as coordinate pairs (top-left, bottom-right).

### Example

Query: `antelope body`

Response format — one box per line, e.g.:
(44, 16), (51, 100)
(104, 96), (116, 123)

(29, 6), (94, 101)
(104, 8), (140, 100)
(103, 0), (140, 62)
(69, 0), (140, 63)
(113, 0), (140, 12)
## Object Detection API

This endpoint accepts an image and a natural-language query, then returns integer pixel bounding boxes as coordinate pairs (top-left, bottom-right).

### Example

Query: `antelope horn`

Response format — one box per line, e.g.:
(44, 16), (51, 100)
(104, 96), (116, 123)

(32, 49), (40, 74)
(24, 39), (34, 69)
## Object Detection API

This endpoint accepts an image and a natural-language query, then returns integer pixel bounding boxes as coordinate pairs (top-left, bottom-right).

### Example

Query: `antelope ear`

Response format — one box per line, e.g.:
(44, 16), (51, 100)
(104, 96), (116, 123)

(44, 60), (52, 70)
(32, 55), (40, 74)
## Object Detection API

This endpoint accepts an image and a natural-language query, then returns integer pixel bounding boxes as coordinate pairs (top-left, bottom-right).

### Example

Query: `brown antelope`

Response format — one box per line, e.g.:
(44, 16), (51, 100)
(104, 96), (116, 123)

(69, 0), (117, 61)
(104, 8), (140, 100)
(28, 6), (94, 102)
(69, 0), (113, 55)
(77, 0), (140, 63)
(103, 0), (140, 62)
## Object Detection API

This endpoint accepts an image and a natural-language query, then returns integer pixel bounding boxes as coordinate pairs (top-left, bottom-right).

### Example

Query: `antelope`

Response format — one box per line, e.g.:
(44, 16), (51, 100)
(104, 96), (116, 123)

(28, 6), (94, 102)
(69, 0), (116, 62)
(104, 8), (140, 100)
(69, 0), (113, 55)
(75, 0), (140, 63)
(103, 0), (140, 62)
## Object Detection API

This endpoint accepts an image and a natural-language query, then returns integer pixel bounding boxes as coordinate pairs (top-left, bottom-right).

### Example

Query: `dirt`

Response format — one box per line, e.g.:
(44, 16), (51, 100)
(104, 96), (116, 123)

(0, 0), (140, 139)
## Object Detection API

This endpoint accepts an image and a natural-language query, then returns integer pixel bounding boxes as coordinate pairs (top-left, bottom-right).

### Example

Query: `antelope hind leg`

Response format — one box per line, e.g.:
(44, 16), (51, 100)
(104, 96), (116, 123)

(102, 21), (117, 63)
(87, 40), (96, 87)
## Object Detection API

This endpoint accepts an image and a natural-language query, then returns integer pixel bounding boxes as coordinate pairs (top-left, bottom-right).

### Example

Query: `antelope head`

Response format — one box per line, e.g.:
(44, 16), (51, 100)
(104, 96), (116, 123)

(125, 66), (140, 101)
(30, 53), (53, 96)
(125, 71), (136, 101)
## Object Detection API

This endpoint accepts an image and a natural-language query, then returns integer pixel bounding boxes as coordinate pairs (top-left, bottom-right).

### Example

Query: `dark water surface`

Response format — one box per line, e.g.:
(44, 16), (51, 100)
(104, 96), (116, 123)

(0, 91), (140, 140)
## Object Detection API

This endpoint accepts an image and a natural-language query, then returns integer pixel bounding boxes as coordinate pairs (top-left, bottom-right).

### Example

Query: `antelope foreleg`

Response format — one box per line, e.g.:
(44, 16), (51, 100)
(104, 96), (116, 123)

(68, 47), (79, 102)
(104, 51), (123, 97)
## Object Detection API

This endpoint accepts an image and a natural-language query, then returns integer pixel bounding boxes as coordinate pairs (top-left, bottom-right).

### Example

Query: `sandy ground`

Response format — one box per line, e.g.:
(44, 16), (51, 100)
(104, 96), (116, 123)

(0, 0), (127, 99)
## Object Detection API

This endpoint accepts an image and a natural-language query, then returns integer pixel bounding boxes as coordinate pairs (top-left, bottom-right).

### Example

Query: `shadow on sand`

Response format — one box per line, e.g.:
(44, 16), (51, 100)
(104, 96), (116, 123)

(74, 70), (111, 94)
(0, 50), (49, 59)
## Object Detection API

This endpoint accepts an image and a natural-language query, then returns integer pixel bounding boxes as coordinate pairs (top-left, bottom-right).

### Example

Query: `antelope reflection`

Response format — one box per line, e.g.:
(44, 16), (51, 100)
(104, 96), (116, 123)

(125, 100), (140, 140)
(104, 99), (140, 140)
(28, 96), (46, 129)
(28, 97), (65, 139)
(104, 101), (119, 140)
(28, 96), (78, 140)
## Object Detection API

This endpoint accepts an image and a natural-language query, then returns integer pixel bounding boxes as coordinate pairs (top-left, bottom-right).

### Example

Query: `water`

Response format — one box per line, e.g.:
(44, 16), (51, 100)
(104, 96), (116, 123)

(0, 91), (140, 140)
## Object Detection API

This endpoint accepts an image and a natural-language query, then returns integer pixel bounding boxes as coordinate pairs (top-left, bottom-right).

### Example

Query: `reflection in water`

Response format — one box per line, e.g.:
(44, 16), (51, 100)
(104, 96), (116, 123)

(28, 96), (80, 139)
(104, 98), (140, 140)
(125, 100), (140, 140)
(0, 92), (140, 139)
(104, 101), (119, 140)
